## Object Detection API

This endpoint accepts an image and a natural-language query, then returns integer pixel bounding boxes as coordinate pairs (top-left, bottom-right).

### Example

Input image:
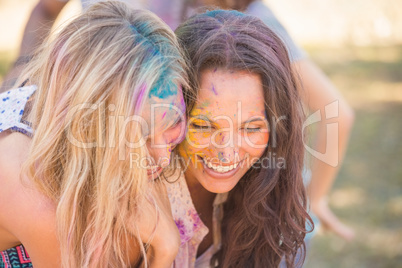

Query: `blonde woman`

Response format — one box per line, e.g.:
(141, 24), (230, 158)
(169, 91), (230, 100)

(0, 1), (189, 267)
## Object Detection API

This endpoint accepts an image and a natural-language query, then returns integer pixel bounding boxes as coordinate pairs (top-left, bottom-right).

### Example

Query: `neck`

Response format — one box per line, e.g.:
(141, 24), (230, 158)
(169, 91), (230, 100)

(184, 169), (216, 214)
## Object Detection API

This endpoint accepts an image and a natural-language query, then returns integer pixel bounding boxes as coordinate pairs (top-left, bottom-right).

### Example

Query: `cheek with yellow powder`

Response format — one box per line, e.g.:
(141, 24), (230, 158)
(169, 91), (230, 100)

(178, 106), (213, 169)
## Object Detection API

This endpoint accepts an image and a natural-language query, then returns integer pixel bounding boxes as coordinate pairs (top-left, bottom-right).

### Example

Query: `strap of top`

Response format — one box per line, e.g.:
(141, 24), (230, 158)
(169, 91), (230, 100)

(0, 244), (32, 267)
(0, 85), (37, 137)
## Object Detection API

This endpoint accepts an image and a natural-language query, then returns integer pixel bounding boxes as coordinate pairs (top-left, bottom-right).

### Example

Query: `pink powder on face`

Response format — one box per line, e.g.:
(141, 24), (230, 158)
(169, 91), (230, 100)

(211, 84), (218, 95)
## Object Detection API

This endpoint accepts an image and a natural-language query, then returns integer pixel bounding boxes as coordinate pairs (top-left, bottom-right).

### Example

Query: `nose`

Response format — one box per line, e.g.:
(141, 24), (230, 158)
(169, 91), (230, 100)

(212, 131), (240, 163)
(213, 129), (232, 146)
(215, 146), (239, 164)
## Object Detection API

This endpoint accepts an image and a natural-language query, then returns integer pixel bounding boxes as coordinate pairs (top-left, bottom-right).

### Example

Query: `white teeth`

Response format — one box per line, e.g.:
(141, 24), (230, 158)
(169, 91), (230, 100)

(202, 158), (239, 173)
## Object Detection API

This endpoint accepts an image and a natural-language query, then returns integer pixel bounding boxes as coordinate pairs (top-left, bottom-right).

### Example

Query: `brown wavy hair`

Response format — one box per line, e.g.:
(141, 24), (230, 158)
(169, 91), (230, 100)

(175, 9), (312, 267)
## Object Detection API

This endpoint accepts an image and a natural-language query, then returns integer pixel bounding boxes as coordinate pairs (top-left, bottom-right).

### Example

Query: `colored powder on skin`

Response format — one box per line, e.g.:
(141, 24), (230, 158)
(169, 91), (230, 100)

(180, 93), (185, 107)
(166, 143), (173, 154)
(218, 152), (224, 161)
(162, 111), (167, 119)
(177, 88), (186, 115)
(149, 79), (178, 99)
(211, 84), (218, 95)
(191, 108), (212, 118)
(202, 132), (210, 138)
(200, 100), (211, 108)
(190, 108), (202, 117)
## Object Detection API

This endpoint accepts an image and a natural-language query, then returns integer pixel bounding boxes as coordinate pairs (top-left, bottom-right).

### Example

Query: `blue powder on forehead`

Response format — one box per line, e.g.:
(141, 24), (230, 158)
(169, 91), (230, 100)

(140, 59), (175, 101)
(128, 23), (179, 100)
(149, 80), (178, 99)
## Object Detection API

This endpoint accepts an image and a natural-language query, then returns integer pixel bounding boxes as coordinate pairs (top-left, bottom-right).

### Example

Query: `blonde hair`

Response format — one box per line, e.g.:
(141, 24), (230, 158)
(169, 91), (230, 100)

(18, 1), (188, 267)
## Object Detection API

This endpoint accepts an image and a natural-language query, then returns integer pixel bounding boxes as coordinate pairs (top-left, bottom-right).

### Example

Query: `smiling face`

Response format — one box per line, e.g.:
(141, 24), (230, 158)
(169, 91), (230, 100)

(178, 69), (269, 193)
(141, 84), (186, 180)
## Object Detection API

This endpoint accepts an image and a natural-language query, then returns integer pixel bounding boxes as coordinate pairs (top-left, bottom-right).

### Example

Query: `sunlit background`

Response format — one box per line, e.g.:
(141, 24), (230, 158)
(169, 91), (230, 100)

(0, 0), (401, 267)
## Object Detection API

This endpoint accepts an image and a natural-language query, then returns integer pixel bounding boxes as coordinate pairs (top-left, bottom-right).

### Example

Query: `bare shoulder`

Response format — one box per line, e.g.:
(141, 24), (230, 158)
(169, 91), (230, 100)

(0, 131), (61, 267)
(0, 130), (31, 212)
(0, 130), (33, 206)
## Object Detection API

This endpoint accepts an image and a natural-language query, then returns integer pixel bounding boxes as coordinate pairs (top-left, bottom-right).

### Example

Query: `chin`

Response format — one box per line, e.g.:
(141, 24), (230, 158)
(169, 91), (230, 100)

(198, 175), (240, 194)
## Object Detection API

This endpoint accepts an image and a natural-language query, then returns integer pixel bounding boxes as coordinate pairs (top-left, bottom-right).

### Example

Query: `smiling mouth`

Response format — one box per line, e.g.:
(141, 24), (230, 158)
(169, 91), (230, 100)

(147, 166), (162, 176)
(200, 156), (244, 174)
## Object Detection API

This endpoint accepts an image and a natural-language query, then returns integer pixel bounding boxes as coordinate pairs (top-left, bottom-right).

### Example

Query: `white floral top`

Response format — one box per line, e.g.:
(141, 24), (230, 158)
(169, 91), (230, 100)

(164, 170), (227, 268)
(0, 86), (36, 136)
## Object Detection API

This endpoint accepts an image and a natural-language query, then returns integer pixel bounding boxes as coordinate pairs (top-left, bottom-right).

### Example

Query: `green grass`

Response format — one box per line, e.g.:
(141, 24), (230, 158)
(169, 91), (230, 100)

(305, 45), (402, 268)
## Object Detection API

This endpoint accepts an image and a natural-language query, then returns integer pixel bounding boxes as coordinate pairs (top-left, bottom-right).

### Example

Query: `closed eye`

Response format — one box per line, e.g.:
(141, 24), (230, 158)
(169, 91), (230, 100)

(191, 123), (212, 131)
(171, 117), (182, 127)
(243, 127), (261, 133)
(167, 115), (184, 130)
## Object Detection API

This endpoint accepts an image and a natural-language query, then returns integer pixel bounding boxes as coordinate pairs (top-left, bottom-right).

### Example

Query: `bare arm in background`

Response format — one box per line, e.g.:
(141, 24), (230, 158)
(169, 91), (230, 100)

(295, 59), (355, 241)
(1, 0), (69, 91)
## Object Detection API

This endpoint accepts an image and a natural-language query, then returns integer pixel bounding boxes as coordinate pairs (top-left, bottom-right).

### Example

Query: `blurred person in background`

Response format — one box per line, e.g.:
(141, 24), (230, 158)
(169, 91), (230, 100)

(1, 0), (355, 255)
